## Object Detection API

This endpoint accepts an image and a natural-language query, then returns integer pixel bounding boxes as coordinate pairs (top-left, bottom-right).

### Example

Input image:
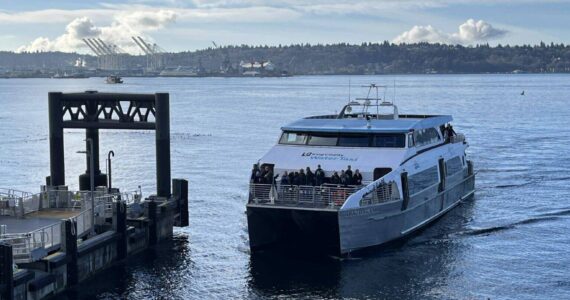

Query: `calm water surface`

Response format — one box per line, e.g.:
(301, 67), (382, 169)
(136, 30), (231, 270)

(0, 75), (569, 299)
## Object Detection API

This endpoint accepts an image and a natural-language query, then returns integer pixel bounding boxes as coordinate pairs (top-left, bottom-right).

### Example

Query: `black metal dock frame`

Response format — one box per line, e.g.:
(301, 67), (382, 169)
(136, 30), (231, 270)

(47, 91), (171, 197)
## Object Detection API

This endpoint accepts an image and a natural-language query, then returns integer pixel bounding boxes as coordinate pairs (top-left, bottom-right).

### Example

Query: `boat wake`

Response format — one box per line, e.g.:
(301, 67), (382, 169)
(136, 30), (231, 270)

(457, 213), (568, 237)
(494, 182), (532, 188)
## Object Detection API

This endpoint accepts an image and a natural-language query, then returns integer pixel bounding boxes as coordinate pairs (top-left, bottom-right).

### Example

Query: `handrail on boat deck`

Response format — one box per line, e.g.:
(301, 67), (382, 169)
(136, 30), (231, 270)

(341, 170), (402, 210)
(249, 183), (359, 208)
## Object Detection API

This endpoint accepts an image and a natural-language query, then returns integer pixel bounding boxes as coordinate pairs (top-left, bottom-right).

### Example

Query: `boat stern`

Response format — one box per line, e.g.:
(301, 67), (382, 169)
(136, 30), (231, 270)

(246, 204), (341, 255)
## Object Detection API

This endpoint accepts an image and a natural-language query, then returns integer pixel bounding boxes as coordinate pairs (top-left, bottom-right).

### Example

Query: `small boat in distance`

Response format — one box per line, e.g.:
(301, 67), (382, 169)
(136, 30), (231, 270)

(246, 84), (476, 256)
(106, 75), (123, 84)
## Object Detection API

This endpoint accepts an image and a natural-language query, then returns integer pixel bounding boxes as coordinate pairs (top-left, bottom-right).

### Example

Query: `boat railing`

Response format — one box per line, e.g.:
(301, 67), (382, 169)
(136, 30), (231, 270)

(342, 171), (402, 209)
(450, 133), (466, 144)
(249, 183), (358, 208)
(358, 180), (400, 206)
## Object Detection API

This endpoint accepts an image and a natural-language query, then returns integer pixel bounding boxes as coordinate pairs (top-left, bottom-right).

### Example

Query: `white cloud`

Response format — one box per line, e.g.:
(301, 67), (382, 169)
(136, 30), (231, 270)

(393, 19), (507, 44)
(16, 10), (177, 53)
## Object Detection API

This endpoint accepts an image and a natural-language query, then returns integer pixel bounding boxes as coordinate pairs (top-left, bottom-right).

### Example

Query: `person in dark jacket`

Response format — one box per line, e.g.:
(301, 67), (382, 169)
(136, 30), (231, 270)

(345, 165), (353, 184)
(259, 166), (267, 183)
(330, 171), (340, 184)
(305, 167), (315, 185)
(250, 164), (260, 183)
(288, 171), (295, 185)
(340, 170), (349, 186)
(315, 165), (325, 185)
(280, 171), (289, 185)
(353, 169), (363, 185)
(447, 124), (456, 137)
(298, 169), (307, 185)
(293, 172), (300, 185)
(263, 166), (273, 184)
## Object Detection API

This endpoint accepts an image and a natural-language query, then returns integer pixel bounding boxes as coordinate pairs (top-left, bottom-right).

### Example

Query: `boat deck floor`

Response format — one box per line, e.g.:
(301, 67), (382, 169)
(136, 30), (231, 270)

(0, 209), (81, 234)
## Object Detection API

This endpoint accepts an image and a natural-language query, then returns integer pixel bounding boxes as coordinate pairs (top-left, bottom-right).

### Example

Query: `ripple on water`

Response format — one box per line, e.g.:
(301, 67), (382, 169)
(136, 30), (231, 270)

(1, 75), (570, 299)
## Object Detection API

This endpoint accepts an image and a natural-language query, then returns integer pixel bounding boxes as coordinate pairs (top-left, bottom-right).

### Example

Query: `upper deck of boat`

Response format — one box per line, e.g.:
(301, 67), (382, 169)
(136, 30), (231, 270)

(282, 114), (453, 134)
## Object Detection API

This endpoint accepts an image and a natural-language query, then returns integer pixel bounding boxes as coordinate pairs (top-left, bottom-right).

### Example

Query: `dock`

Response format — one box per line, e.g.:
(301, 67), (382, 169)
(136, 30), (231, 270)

(0, 91), (189, 300)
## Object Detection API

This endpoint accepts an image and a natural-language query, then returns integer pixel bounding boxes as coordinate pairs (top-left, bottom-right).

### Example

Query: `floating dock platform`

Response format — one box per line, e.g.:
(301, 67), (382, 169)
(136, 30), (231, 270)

(0, 91), (189, 300)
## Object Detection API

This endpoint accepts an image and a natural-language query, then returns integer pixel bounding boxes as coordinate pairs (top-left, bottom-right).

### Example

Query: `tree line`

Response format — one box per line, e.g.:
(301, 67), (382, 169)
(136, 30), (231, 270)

(3, 41), (570, 74)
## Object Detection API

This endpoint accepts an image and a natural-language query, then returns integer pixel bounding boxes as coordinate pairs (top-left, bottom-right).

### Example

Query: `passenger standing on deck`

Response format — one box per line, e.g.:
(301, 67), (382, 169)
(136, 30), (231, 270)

(263, 166), (273, 184)
(315, 165), (325, 185)
(288, 171), (295, 185)
(353, 169), (363, 185)
(306, 167), (315, 185)
(280, 171), (289, 185)
(331, 171), (340, 184)
(340, 170), (349, 186)
(447, 124), (456, 138)
(259, 166), (267, 183)
(251, 164), (260, 183)
(293, 172), (300, 185)
(298, 169), (307, 185)
(345, 165), (353, 184)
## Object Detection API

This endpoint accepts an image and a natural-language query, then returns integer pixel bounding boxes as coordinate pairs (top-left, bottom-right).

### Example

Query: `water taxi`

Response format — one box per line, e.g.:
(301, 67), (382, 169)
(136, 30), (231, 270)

(106, 75), (123, 84)
(246, 84), (475, 255)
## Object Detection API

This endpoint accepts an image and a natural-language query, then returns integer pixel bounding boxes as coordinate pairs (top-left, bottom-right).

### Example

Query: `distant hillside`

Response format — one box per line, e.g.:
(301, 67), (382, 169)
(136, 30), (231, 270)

(3, 42), (570, 74)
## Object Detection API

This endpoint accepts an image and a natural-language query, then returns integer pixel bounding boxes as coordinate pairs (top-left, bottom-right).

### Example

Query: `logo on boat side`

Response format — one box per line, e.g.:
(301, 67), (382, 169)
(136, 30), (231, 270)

(301, 152), (358, 162)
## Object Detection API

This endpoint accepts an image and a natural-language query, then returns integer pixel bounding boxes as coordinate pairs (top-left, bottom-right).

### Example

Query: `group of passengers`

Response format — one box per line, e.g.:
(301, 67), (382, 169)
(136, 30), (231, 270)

(442, 124), (456, 142)
(250, 165), (275, 184)
(251, 164), (363, 187)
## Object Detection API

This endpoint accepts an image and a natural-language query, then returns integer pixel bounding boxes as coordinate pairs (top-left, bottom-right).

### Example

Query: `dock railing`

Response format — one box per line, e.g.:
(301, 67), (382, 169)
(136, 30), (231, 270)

(0, 221), (62, 263)
(0, 188), (134, 218)
(0, 188), (34, 216)
(249, 183), (358, 208)
(0, 188), (137, 263)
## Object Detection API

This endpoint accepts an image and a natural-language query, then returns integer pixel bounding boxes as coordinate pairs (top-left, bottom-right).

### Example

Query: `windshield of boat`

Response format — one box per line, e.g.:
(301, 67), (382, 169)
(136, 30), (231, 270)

(279, 131), (405, 148)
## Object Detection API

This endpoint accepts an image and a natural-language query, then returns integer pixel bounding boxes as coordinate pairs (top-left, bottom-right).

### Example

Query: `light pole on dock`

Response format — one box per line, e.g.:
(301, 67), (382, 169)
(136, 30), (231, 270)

(107, 150), (114, 192)
(77, 138), (95, 236)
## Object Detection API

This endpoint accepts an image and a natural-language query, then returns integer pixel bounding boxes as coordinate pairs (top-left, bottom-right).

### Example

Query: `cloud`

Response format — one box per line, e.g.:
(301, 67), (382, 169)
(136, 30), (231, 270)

(118, 10), (177, 30)
(16, 10), (176, 53)
(393, 19), (507, 44)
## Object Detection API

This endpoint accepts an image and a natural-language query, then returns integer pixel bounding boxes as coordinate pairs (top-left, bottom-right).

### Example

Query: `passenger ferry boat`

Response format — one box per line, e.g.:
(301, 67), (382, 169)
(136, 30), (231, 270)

(247, 84), (475, 256)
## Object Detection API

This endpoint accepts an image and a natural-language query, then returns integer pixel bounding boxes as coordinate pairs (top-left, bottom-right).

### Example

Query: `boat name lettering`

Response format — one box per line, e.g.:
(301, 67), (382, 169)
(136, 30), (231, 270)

(341, 206), (383, 217)
(301, 152), (357, 162)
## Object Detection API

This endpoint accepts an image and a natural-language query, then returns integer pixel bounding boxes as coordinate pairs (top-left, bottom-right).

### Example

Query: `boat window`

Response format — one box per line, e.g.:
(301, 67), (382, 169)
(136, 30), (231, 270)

(279, 132), (308, 145)
(338, 135), (370, 147)
(374, 168), (392, 180)
(408, 166), (439, 195)
(446, 156), (463, 176)
(413, 128), (442, 147)
(308, 134), (338, 146)
(373, 134), (405, 148)
(279, 131), (406, 148)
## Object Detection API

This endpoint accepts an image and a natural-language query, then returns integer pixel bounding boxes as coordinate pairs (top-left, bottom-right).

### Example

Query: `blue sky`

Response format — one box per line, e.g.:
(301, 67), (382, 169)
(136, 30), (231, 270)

(1, 0), (569, 53)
